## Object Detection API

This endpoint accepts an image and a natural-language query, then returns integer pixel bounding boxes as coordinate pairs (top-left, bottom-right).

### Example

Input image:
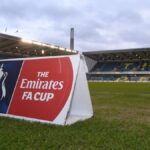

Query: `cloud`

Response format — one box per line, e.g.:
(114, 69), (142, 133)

(0, 0), (150, 51)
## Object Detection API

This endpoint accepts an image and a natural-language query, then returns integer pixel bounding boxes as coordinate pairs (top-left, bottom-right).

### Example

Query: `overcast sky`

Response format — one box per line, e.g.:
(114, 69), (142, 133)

(1, 0), (150, 51)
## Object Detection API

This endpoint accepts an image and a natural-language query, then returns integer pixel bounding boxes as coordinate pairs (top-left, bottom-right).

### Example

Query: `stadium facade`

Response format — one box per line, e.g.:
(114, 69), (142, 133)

(83, 49), (150, 82)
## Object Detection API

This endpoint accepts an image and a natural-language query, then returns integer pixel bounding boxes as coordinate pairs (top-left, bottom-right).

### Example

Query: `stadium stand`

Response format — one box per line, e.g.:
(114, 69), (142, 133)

(1, 33), (150, 82)
(0, 33), (77, 59)
(91, 61), (150, 72)
(83, 48), (150, 82)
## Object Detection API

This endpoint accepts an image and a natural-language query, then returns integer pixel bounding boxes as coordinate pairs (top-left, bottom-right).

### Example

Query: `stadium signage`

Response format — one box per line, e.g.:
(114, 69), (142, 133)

(20, 73), (65, 102)
(0, 55), (93, 125)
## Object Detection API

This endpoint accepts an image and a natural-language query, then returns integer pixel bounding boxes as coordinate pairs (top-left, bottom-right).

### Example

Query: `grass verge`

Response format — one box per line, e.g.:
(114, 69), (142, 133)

(0, 82), (150, 150)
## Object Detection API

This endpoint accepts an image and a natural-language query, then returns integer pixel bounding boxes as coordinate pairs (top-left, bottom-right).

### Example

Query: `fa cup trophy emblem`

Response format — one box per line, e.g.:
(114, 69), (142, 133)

(0, 64), (8, 100)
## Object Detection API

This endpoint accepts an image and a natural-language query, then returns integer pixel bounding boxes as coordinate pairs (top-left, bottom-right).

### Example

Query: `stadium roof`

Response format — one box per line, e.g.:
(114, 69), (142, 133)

(83, 48), (150, 61)
(0, 33), (77, 59)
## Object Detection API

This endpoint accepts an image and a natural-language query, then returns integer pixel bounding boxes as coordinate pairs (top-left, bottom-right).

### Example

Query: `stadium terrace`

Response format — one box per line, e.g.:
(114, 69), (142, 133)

(0, 33), (77, 59)
(83, 49), (150, 82)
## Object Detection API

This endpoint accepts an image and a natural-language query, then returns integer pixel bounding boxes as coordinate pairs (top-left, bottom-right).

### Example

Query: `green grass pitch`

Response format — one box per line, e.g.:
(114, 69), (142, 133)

(0, 82), (150, 150)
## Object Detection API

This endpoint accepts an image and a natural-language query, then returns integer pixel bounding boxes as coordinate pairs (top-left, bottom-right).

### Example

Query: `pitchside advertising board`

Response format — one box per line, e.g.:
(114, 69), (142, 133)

(0, 54), (93, 125)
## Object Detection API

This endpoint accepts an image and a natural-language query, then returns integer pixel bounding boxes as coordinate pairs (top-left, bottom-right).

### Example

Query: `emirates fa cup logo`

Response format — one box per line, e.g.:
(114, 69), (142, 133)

(0, 64), (8, 100)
